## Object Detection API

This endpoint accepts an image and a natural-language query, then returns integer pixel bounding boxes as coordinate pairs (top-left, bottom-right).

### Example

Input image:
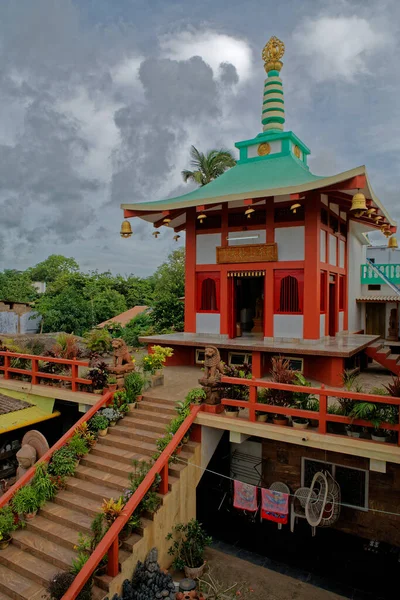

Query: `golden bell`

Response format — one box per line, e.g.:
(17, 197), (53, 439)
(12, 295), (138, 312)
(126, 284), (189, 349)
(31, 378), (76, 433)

(290, 203), (301, 214)
(374, 215), (383, 223)
(383, 229), (392, 238)
(152, 231), (160, 239)
(197, 213), (207, 224)
(350, 192), (367, 216)
(388, 236), (398, 249)
(245, 207), (255, 219)
(120, 220), (132, 238)
(173, 234), (180, 242)
(365, 208), (376, 218)
(163, 217), (171, 225)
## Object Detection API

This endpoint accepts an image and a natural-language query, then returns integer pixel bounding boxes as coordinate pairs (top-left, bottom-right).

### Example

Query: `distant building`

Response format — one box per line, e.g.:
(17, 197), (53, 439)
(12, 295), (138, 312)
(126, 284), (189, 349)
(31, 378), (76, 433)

(32, 281), (46, 294)
(0, 302), (41, 334)
(97, 306), (149, 329)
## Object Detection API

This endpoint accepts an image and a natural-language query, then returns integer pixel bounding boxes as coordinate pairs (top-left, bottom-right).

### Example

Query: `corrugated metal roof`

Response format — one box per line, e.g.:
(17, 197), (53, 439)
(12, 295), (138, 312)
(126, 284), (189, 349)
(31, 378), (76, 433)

(356, 296), (400, 302)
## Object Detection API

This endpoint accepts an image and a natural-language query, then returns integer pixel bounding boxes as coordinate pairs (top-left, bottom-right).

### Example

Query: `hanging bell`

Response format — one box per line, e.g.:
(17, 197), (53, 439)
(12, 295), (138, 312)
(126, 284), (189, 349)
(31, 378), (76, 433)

(290, 203), (301, 214)
(388, 236), (398, 249)
(245, 207), (255, 219)
(173, 234), (180, 242)
(365, 208), (376, 218)
(374, 215), (383, 223)
(120, 220), (133, 238)
(350, 192), (367, 217)
(152, 231), (160, 239)
(163, 217), (171, 226)
(197, 213), (207, 224)
(383, 228), (392, 238)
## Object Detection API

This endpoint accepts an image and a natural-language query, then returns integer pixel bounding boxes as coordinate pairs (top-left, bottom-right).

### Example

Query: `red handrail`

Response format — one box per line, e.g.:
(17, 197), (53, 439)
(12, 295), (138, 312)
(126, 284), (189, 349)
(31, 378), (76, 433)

(0, 391), (113, 509)
(62, 403), (203, 600)
(0, 350), (91, 391)
(220, 376), (400, 444)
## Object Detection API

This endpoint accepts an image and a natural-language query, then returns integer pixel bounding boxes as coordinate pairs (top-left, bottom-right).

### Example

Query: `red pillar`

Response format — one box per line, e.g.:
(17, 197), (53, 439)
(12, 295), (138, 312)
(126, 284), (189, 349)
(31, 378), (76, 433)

(304, 195), (321, 339)
(264, 200), (275, 338)
(252, 351), (262, 378)
(185, 208), (196, 333)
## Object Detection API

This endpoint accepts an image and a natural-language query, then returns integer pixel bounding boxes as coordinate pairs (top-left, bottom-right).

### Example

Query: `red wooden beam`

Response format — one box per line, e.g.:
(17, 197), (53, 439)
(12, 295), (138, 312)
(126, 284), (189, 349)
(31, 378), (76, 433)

(319, 174), (366, 193)
(123, 209), (157, 218)
(153, 209), (187, 228)
(174, 222), (187, 233)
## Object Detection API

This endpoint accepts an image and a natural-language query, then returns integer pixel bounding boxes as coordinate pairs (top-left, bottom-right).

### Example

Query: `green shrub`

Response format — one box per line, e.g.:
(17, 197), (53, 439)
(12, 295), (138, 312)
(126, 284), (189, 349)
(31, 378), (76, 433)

(67, 434), (89, 458)
(84, 328), (112, 353)
(124, 371), (145, 402)
(11, 485), (40, 515)
(88, 414), (109, 432)
(31, 463), (56, 506)
(0, 506), (17, 538)
(49, 446), (77, 477)
(47, 572), (92, 600)
(167, 519), (212, 570)
(121, 312), (153, 347)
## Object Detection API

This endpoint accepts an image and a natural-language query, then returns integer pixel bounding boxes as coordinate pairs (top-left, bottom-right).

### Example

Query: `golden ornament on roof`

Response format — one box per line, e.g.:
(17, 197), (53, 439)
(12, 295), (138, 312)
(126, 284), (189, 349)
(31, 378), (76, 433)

(257, 142), (270, 156)
(262, 36), (285, 73)
(152, 231), (160, 238)
(120, 220), (133, 238)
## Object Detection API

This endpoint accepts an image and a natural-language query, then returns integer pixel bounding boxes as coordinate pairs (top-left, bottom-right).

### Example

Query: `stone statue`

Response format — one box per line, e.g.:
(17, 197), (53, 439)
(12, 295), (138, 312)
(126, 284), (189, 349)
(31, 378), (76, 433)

(388, 308), (398, 341)
(199, 346), (225, 405)
(111, 338), (132, 367)
(16, 430), (49, 481)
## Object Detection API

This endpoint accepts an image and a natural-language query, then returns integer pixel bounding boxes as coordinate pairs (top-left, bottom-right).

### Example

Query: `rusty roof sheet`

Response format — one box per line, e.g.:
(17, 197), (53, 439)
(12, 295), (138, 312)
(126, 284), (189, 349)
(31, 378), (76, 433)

(0, 393), (32, 415)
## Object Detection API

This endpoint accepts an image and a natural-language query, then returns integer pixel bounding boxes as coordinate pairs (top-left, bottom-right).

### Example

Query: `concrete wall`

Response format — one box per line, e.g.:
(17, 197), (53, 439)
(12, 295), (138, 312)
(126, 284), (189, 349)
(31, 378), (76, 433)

(338, 311), (344, 332)
(196, 313), (220, 334)
(196, 233), (221, 265)
(247, 140), (282, 158)
(228, 229), (266, 245)
(0, 303), (41, 334)
(274, 314), (303, 339)
(275, 226), (305, 261)
(201, 426), (224, 470)
(320, 313), (325, 338)
(109, 444), (202, 596)
(367, 246), (400, 264)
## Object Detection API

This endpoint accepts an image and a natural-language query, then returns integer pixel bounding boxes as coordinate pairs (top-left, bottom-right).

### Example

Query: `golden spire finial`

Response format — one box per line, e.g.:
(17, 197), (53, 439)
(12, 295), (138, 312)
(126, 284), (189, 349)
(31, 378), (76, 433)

(262, 36), (285, 73)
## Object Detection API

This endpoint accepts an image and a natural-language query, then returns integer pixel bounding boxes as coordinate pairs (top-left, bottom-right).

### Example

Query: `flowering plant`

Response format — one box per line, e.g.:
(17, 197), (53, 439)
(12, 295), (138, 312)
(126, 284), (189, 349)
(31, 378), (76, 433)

(142, 346), (173, 374)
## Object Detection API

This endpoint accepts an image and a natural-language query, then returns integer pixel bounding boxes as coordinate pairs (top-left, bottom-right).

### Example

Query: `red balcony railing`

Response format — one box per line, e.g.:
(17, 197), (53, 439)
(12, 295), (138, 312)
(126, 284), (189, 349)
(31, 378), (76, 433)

(220, 376), (400, 445)
(61, 403), (203, 600)
(0, 350), (91, 391)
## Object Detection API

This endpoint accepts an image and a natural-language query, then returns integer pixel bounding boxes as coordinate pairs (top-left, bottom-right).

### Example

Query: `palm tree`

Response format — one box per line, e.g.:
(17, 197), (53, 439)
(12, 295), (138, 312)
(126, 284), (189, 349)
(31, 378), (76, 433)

(181, 145), (236, 186)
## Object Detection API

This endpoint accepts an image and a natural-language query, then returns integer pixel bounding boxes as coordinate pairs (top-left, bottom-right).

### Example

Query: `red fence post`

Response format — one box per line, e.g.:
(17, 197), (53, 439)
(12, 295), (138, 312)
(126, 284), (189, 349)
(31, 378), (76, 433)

(319, 384), (327, 434)
(107, 537), (119, 577)
(71, 362), (78, 392)
(159, 463), (169, 495)
(3, 353), (10, 380)
(31, 357), (38, 385)
(249, 384), (257, 422)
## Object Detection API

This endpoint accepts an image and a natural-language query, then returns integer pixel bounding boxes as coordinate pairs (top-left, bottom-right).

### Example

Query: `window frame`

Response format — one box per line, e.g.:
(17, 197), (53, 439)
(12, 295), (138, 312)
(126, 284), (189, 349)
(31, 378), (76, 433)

(274, 269), (304, 315)
(339, 275), (345, 311)
(301, 457), (369, 511)
(196, 272), (221, 313)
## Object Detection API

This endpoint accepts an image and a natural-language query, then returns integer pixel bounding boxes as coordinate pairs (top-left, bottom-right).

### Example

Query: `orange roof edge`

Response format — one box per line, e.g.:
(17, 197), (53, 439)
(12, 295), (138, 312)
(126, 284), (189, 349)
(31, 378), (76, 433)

(97, 306), (149, 328)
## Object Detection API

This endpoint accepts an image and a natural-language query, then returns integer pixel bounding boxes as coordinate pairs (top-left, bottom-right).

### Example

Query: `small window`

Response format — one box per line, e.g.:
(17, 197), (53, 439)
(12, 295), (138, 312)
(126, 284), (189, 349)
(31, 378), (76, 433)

(339, 276), (345, 310)
(368, 284), (381, 291)
(301, 458), (368, 511)
(196, 273), (220, 312)
(320, 271), (327, 312)
(274, 270), (304, 314)
(195, 349), (205, 364)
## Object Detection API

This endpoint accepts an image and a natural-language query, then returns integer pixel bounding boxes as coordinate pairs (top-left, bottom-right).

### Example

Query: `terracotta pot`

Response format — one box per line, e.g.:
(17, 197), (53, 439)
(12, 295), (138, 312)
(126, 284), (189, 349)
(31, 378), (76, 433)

(0, 534), (11, 550)
(128, 402), (137, 412)
(273, 417), (288, 426)
(109, 420), (117, 427)
(256, 414), (268, 422)
(98, 428), (108, 437)
(184, 562), (206, 579)
(224, 410), (239, 418)
(24, 510), (37, 520)
(292, 420), (309, 430)
(136, 395), (143, 402)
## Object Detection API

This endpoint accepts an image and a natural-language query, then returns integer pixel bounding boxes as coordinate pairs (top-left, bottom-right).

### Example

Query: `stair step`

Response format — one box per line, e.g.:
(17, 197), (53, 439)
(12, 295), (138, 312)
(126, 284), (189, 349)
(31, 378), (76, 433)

(66, 477), (121, 502)
(122, 416), (166, 434)
(98, 435), (155, 456)
(137, 401), (176, 415)
(26, 515), (79, 551)
(108, 425), (160, 442)
(81, 453), (135, 478)
(12, 530), (76, 571)
(376, 349), (391, 359)
(131, 409), (172, 424)
(54, 490), (102, 517)
(121, 532), (142, 552)
(0, 544), (60, 587)
(387, 354), (400, 364)
(75, 464), (130, 492)
(0, 563), (43, 600)
(40, 502), (92, 533)
(141, 396), (177, 407)
(369, 341), (384, 350)
(91, 444), (142, 465)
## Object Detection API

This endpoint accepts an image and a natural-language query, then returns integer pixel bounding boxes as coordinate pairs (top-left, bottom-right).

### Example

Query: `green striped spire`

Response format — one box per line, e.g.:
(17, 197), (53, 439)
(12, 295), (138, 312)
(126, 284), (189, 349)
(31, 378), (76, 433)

(261, 36), (285, 133)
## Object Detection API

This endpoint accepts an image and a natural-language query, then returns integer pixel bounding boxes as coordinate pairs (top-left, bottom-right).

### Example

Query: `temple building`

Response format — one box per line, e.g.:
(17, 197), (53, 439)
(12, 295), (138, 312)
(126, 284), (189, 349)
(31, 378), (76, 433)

(120, 37), (397, 386)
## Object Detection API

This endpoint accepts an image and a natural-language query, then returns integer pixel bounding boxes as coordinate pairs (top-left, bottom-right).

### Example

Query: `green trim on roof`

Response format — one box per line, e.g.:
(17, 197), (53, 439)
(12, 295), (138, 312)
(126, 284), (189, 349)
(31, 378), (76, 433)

(262, 107), (285, 114)
(263, 97), (284, 104)
(265, 80), (282, 87)
(262, 116), (285, 124)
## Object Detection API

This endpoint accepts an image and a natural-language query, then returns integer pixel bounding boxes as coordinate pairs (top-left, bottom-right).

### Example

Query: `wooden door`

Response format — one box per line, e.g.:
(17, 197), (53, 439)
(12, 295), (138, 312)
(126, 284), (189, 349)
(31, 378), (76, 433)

(366, 303), (386, 337)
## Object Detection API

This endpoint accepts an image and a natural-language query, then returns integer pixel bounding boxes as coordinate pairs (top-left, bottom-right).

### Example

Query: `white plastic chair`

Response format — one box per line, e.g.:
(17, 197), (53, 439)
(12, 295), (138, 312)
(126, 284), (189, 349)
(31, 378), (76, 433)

(290, 487), (317, 536)
(269, 481), (290, 530)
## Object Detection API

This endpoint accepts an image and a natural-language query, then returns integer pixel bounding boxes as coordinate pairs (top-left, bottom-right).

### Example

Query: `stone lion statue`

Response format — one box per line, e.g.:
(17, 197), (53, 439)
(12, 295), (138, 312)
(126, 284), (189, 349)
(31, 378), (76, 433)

(199, 346), (224, 387)
(112, 338), (132, 367)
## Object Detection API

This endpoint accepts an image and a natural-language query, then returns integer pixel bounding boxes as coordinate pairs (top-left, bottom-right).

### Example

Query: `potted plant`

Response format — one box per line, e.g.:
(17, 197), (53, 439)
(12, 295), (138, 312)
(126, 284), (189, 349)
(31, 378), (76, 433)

(292, 417), (309, 430)
(101, 497), (125, 525)
(289, 372), (318, 429)
(268, 357), (297, 426)
(142, 346), (174, 387)
(12, 485), (40, 520)
(88, 414), (109, 437)
(167, 519), (212, 579)
(350, 401), (393, 443)
(48, 446), (77, 477)
(185, 388), (207, 405)
(220, 364), (251, 418)
(124, 372), (145, 406)
(256, 388), (269, 422)
(101, 407), (120, 427)
(0, 506), (16, 549)
(88, 360), (108, 393)
(105, 375), (118, 393)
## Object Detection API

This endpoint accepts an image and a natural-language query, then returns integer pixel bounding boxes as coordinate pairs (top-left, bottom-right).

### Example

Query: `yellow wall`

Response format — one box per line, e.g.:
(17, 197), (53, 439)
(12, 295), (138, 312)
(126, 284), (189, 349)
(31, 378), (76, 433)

(109, 443), (202, 596)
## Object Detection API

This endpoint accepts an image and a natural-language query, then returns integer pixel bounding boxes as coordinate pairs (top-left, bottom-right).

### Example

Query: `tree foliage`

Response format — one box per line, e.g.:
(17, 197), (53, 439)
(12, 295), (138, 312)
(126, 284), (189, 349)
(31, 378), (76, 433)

(28, 254), (79, 282)
(181, 145), (236, 186)
(0, 270), (37, 303)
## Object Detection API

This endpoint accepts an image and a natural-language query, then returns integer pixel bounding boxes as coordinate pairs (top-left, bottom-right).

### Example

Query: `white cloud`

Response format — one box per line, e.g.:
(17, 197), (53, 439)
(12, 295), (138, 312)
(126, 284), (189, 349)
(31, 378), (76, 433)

(293, 16), (389, 81)
(159, 29), (254, 84)
(112, 56), (144, 89)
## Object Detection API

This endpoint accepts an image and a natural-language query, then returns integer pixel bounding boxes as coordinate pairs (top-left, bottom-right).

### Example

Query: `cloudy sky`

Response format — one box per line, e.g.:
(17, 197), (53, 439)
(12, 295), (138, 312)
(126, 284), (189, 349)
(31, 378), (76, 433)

(0, 0), (399, 276)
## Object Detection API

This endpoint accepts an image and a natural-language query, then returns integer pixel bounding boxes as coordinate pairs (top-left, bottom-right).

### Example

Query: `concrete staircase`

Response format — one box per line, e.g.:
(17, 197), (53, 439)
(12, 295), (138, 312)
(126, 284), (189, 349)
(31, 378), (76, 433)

(365, 340), (400, 376)
(0, 395), (195, 600)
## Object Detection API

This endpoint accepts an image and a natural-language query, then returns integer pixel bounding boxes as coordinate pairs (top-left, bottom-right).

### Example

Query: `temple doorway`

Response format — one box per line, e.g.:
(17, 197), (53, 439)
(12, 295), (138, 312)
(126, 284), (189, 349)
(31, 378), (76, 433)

(229, 271), (264, 338)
